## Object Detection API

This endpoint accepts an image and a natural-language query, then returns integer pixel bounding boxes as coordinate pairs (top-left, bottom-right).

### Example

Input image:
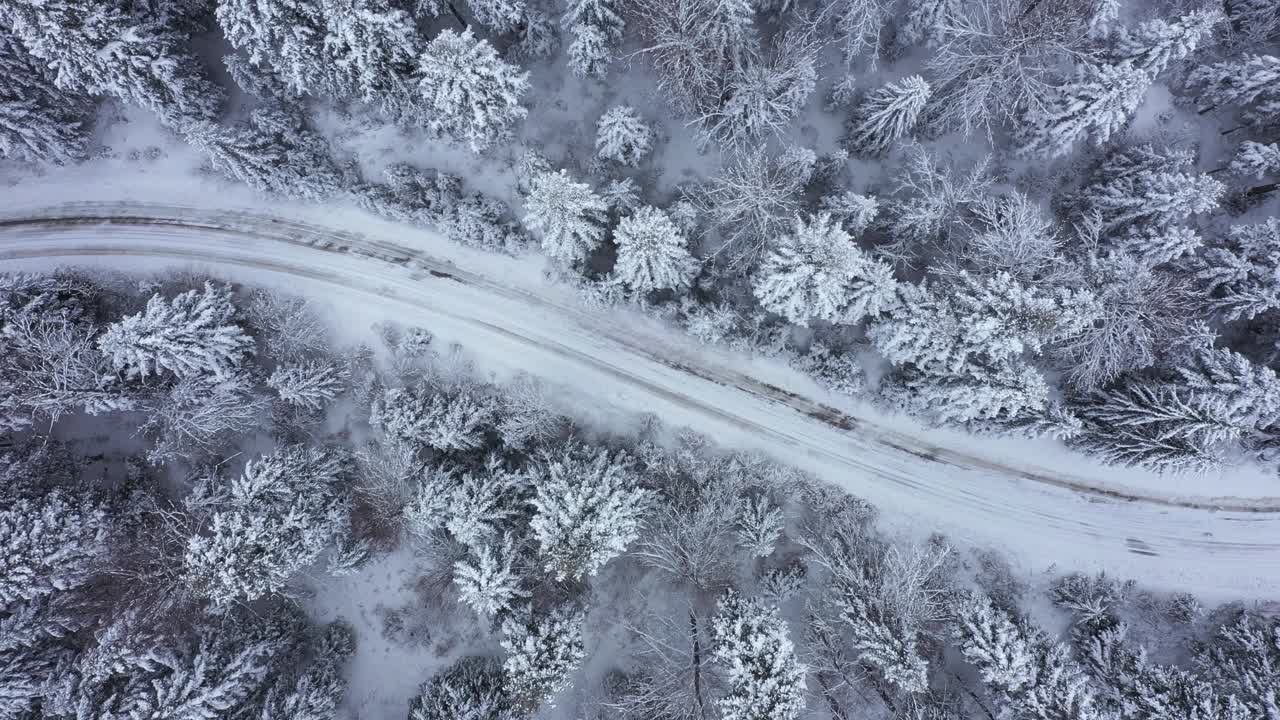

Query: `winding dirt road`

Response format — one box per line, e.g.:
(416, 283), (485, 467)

(2, 201), (1277, 598)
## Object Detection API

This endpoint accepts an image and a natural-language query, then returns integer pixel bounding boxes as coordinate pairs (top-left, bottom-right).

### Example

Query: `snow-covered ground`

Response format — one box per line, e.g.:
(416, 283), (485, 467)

(2, 168), (1278, 602)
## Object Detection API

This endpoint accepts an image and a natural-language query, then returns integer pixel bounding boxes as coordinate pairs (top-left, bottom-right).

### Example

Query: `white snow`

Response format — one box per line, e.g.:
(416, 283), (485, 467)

(1, 167), (1278, 603)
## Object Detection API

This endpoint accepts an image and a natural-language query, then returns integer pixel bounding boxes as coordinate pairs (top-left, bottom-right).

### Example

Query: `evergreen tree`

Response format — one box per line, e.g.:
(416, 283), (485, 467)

(259, 622), (355, 720)
(881, 359), (1051, 425)
(528, 444), (651, 581)
(1194, 219), (1280, 321)
(1188, 54), (1280, 118)
(567, 24), (610, 77)
(323, 0), (422, 111)
(267, 361), (347, 410)
(613, 207), (698, 292)
(846, 75), (931, 157)
(455, 535), (528, 619)
(1017, 63), (1150, 159)
(563, 0), (625, 77)
(0, 487), (108, 607)
(500, 606), (586, 709)
(417, 29), (530, 152)
(187, 108), (344, 202)
(820, 191), (879, 235)
(98, 282), (254, 381)
(1229, 141), (1280, 180)
(595, 105), (654, 166)
(496, 373), (564, 450)
(1, 0), (225, 124)
(711, 591), (806, 720)
(183, 446), (350, 607)
(736, 495), (783, 558)
(371, 385), (493, 452)
(217, 0), (329, 95)
(0, 32), (94, 164)
(1196, 613), (1280, 719)
(954, 593), (1110, 720)
(523, 169), (609, 266)
(446, 465), (525, 549)
(1101, 8), (1222, 76)
(753, 213), (898, 327)
(467, 0), (528, 31)
(409, 656), (516, 720)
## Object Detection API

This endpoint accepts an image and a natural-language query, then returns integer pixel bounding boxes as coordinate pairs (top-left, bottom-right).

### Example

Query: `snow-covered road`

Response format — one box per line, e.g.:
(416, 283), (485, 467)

(2, 201), (1277, 599)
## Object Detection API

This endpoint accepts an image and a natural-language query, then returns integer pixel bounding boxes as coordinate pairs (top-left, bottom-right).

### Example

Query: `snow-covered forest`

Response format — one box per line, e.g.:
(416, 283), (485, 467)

(3, 270), (1278, 720)
(3, 0), (1280, 718)
(2, 0), (1279, 475)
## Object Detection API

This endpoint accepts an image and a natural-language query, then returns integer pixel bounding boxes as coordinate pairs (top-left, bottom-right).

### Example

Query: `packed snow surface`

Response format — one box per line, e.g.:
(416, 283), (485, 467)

(1, 173), (1277, 601)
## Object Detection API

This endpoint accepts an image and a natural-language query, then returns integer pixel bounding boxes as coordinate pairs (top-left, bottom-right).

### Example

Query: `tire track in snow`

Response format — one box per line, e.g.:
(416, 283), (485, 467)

(2, 203), (1279, 595)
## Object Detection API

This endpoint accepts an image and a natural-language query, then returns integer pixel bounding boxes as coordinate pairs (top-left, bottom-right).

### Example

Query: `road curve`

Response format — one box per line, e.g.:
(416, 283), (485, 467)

(1, 202), (1278, 598)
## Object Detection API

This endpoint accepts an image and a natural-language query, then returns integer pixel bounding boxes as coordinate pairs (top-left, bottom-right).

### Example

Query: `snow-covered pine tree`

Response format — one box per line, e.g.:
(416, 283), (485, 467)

(710, 591), (806, 720)
(497, 373), (564, 450)
(0, 31), (94, 164)
(217, 0), (330, 96)
(563, 0), (625, 77)
(1223, 0), (1280, 47)
(417, 29), (530, 152)
(1101, 8), (1222, 77)
(567, 23), (610, 77)
(409, 656), (516, 720)
(371, 384), (493, 452)
(613, 206), (698, 292)
(1, 0), (224, 124)
(954, 593), (1109, 720)
(820, 191), (879, 235)
(1230, 141), (1280, 180)
(1070, 381), (1249, 471)
(0, 487), (108, 607)
(259, 622), (355, 720)
(183, 445), (350, 607)
(1017, 63), (1150, 159)
(523, 169), (609, 266)
(753, 213), (898, 327)
(1081, 622), (1240, 720)
(846, 75), (931, 157)
(455, 534), (528, 619)
(501, 605), (586, 709)
(897, 0), (957, 49)
(267, 361), (347, 410)
(1187, 54), (1280, 117)
(182, 108), (345, 201)
(595, 106), (654, 166)
(1196, 612), (1280, 719)
(736, 495), (784, 557)
(528, 444), (651, 581)
(510, 9), (561, 62)
(98, 282), (254, 380)
(446, 463), (526, 548)
(323, 0), (423, 112)
(467, 0), (528, 31)
(880, 359), (1051, 425)
(1194, 218), (1280, 321)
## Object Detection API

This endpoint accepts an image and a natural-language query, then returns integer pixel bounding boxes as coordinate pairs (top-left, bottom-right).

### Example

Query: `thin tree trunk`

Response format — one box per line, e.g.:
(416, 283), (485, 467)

(952, 672), (998, 720)
(815, 672), (849, 720)
(1246, 182), (1279, 199)
(690, 609), (707, 720)
(1221, 123), (1246, 135)
(446, 1), (467, 28)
